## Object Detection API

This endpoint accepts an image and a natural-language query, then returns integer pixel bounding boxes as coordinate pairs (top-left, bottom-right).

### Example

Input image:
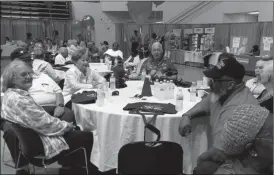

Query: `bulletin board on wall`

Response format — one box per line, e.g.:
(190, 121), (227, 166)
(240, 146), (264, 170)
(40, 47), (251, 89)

(260, 36), (273, 56)
(230, 36), (248, 55)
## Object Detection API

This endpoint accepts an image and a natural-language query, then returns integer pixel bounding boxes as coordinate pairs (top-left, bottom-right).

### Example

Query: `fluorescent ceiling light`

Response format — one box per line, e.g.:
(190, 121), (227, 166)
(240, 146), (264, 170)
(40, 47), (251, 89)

(248, 11), (259, 15)
(156, 21), (163, 23)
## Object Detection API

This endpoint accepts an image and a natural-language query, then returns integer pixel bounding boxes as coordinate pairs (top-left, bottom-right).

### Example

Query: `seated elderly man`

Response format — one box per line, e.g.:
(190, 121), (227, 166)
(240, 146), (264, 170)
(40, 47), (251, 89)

(258, 60), (273, 113)
(246, 59), (266, 98)
(1, 60), (97, 175)
(104, 42), (123, 65)
(179, 54), (258, 148)
(55, 47), (69, 65)
(63, 48), (106, 108)
(194, 104), (273, 174)
(141, 42), (178, 81)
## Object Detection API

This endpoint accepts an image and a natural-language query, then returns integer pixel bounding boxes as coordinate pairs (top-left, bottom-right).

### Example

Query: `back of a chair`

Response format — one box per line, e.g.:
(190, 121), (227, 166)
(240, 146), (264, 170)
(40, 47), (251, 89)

(11, 123), (44, 158)
(118, 141), (183, 175)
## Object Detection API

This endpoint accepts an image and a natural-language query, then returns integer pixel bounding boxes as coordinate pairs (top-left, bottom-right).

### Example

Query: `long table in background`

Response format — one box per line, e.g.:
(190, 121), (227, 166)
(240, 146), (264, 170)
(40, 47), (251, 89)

(170, 50), (221, 67)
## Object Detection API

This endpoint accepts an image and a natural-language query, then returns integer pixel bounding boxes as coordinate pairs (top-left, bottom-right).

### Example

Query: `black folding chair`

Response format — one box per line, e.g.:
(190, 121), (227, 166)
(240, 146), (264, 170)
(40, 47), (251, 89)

(118, 110), (183, 175)
(3, 123), (89, 174)
(118, 141), (183, 175)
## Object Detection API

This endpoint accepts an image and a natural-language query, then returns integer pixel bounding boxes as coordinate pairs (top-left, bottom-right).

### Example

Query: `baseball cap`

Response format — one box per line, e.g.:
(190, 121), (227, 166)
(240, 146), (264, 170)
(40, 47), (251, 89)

(10, 48), (31, 61)
(100, 41), (109, 46)
(203, 56), (245, 80)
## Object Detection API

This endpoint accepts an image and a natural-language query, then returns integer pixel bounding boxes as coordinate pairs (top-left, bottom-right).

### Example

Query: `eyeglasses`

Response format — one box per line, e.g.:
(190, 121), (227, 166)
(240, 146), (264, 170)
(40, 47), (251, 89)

(208, 78), (235, 84)
(18, 72), (34, 78)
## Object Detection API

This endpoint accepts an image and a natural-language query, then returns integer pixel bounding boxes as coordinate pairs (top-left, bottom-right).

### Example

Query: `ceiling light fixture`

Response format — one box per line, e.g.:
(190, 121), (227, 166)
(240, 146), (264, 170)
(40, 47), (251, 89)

(248, 11), (259, 15)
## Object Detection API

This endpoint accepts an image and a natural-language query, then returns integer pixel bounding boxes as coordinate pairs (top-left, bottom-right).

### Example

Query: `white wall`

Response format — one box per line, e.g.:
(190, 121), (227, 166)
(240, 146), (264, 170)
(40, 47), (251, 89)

(223, 14), (258, 23)
(188, 1), (273, 24)
(71, 2), (116, 48)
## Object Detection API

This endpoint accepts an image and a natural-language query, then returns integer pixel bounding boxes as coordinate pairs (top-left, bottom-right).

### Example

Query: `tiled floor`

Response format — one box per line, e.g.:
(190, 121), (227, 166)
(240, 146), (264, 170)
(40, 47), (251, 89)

(0, 60), (253, 174)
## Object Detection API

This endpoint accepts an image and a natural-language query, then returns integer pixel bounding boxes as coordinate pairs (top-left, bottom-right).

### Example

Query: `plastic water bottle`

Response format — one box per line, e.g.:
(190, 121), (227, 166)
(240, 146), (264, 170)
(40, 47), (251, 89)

(190, 82), (197, 102)
(170, 80), (175, 99)
(159, 81), (164, 100)
(176, 89), (184, 112)
(97, 88), (105, 106)
(141, 70), (146, 81)
(154, 79), (159, 98)
(110, 73), (116, 90)
(166, 80), (170, 99)
(163, 80), (167, 99)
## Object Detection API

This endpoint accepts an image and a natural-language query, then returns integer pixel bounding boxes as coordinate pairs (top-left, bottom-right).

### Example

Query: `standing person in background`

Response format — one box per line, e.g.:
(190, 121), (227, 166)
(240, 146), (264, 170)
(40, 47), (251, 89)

(52, 30), (61, 47)
(87, 41), (100, 62)
(76, 34), (84, 45)
(250, 45), (260, 56)
(130, 30), (141, 51)
(25, 33), (33, 47)
(164, 30), (173, 59)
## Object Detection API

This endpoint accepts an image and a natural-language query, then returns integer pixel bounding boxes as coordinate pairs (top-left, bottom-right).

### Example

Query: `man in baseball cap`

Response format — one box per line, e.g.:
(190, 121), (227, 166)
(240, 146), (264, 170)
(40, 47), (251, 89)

(179, 53), (258, 150)
(194, 104), (273, 174)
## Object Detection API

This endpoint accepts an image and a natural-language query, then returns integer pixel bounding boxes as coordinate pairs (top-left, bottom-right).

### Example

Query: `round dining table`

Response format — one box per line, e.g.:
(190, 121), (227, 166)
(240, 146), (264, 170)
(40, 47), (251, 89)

(72, 81), (208, 174)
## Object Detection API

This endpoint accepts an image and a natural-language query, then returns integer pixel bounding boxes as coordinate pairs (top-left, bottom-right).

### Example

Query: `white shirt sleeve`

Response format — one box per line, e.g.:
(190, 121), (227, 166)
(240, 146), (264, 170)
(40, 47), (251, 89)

(65, 69), (94, 93)
(40, 73), (62, 94)
(43, 62), (62, 83)
(55, 54), (66, 65)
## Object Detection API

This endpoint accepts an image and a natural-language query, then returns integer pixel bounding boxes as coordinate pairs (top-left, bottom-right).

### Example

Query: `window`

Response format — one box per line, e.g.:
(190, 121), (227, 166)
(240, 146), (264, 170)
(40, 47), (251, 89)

(1, 1), (71, 20)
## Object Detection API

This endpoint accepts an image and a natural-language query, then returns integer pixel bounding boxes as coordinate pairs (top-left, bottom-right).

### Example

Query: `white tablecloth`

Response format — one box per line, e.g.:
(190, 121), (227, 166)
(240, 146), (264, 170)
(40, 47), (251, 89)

(1, 45), (17, 57)
(72, 81), (208, 173)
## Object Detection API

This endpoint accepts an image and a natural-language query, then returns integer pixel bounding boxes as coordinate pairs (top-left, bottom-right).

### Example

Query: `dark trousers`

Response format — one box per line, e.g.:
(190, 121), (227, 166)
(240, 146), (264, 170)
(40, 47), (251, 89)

(2, 106), (83, 168)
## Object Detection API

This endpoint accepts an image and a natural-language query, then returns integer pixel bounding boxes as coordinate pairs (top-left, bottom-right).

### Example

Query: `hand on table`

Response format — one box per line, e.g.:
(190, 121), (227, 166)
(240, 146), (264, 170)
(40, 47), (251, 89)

(179, 115), (192, 137)
(54, 106), (65, 118)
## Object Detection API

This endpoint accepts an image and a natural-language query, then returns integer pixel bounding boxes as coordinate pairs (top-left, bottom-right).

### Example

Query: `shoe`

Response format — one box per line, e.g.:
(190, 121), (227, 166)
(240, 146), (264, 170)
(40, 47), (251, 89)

(16, 169), (30, 175)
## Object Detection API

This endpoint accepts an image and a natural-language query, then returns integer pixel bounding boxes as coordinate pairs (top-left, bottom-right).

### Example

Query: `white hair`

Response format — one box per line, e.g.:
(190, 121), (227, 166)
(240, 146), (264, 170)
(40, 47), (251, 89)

(151, 42), (163, 52)
(260, 60), (273, 84)
(1, 60), (30, 92)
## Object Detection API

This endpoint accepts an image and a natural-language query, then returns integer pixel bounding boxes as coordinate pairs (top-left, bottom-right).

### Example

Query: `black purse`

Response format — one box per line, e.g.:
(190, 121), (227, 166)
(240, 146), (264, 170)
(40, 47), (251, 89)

(71, 91), (97, 104)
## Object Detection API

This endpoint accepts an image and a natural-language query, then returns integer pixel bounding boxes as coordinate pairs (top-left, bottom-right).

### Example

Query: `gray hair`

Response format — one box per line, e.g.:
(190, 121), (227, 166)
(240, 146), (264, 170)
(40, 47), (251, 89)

(59, 47), (68, 54)
(71, 48), (88, 62)
(260, 60), (273, 84)
(151, 42), (163, 52)
(1, 60), (30, 92)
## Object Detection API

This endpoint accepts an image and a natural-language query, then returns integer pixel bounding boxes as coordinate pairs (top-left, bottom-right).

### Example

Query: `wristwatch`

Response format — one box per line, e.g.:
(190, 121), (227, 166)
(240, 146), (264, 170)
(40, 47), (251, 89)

(58, 103), (65, 107)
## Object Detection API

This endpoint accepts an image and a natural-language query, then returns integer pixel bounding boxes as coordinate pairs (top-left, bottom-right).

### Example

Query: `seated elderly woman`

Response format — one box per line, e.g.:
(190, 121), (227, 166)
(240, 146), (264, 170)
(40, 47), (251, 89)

(1, 60), (97, 175)
(258, 60), (273, 113)
(31, 43), (62, 83)
(55, 47), (69, 65)
(141, 42), (178, 81)
(246, 59), (266, 98)
(194, 104), (272, 175)
(63, 48), (106, 108)
(104, 42), (123, 65)
(128, 45), (150, 80)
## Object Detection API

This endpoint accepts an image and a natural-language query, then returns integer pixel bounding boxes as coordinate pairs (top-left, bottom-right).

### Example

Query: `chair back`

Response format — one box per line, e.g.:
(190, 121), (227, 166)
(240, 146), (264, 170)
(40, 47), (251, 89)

(118, 141), (183, 175)
(11, 123), (44, 158)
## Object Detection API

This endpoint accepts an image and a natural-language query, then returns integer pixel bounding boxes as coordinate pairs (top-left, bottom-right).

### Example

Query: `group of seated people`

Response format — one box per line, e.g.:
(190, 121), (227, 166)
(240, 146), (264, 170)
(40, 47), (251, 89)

(0, 36), (273, 175)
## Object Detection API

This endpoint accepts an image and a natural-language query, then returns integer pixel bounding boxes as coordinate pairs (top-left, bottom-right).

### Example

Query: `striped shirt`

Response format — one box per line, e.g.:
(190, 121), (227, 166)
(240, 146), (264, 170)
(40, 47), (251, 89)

(1, 88), (72, 159)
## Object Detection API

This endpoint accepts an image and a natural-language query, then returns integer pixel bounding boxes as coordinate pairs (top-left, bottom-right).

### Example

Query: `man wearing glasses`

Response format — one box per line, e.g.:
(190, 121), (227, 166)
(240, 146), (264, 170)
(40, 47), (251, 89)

(179, 53), (258, 147)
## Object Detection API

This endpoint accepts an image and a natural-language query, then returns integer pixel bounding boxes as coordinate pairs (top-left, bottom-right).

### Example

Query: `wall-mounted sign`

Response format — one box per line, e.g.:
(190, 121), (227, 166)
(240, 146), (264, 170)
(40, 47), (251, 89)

(262, 37), (273, 51)
(205, 27), (215, 34)
(172, 29), (182, 37)
(183, 29), (193, 36)
(194, 28), (203, 34)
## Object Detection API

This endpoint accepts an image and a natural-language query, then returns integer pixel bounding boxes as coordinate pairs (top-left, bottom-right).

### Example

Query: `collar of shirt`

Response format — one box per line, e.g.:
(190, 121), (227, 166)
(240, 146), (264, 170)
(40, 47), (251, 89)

(10, 88), (30, 96)
(219, 82), (246, 105)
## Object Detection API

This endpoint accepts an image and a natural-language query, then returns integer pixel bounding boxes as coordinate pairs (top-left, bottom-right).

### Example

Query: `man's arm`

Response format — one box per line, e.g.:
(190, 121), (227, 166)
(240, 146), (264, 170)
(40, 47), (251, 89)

(184, 94), (211, 120)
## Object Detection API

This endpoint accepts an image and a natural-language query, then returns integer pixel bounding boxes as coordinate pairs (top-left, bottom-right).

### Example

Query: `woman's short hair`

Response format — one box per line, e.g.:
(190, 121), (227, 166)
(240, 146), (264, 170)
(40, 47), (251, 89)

(1, 60), (30, 92)
(71, 48), (87, 62)
(260, 60), (273, 83)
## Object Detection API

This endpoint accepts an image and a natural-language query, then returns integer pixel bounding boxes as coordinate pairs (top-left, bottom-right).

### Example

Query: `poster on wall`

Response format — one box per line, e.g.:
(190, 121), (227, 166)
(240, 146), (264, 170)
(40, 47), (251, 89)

(205, 28), (215, 34)
(172, 29), (181, 37)
(183, 29), (193, 36)
(232, 37), (241, 48)
(262, 37), (273, 51)
(194, 28), (203, 34)
(230, 36), (248, 55)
